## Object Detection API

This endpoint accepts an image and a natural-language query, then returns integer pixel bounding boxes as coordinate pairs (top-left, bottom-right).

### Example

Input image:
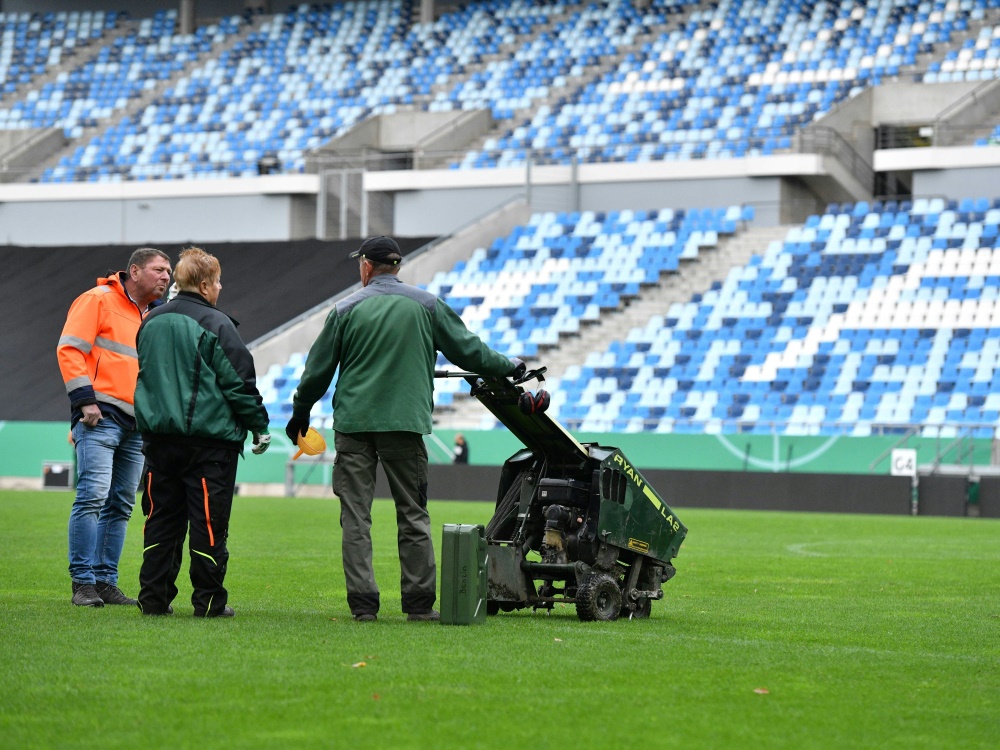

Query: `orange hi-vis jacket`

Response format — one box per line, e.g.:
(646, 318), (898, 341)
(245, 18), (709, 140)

(57, 273), (148, 423)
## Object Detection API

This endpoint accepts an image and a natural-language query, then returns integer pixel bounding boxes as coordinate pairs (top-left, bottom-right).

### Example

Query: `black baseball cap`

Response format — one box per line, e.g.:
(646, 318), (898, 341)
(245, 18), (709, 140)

(350, 236), (402, 265)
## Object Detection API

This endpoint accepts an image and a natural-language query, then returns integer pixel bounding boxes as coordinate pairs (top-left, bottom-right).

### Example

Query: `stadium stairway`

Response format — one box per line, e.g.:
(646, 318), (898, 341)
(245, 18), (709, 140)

(434, 221), (793, 429)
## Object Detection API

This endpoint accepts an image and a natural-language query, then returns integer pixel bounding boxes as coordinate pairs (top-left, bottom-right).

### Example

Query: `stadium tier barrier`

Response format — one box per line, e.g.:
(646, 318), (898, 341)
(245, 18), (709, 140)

(4, 421), (999, 517)
(0, 419), (994, 480)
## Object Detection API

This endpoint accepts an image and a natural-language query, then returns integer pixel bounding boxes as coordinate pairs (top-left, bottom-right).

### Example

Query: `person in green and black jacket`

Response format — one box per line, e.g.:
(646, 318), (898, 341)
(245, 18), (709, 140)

(286, 236), (525, 623)
(134, 247), (270, 618)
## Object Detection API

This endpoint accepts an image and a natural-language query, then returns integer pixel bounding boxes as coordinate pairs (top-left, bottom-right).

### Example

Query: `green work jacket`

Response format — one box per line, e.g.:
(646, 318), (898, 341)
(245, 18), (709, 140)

(135, 292), (269, 448)
(292, 274), (515, 434)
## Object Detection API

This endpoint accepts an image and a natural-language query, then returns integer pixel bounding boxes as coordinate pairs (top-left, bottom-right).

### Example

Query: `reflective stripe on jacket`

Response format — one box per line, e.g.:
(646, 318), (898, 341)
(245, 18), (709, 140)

(57, 273), (144, 420)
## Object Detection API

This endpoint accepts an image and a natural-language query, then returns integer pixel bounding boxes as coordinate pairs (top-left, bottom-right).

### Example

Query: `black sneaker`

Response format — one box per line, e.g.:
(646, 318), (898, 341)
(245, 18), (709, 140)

(193, 606), (235, 618)
(95, 582), (137, 606)
(406, 610), (440, 622)
(137, 603), (174, 615)
(353, 613), (377, 622)
(71, 582), (104, 607)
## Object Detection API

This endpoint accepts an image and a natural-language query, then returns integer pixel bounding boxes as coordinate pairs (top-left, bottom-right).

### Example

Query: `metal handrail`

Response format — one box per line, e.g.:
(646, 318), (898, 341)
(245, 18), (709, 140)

(935, 76), (1000, 125)
(932, 77), (1000, 147)
(413, 110), (488, 152)
(867, 426), (920, 471)
(797, 125), (875, 191)
(929, 430), (976, 473)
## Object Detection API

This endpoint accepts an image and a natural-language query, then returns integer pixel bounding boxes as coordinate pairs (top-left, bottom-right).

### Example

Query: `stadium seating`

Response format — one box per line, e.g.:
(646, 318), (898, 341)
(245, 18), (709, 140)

(258, 197), (1000, 438)
(461, 0), (990, 167)
(553, 197), (1000, 437)
(35, 11), (246, 182)
(976, 121), (1000, 145)
(3, 10), (242, 151)
(0, 10), (122, 101)
(5, 1), (1000, 440)
(14, 0), (999, 182)
(255, 204), (746, 427)
(925, 21), (1000, 82)
(33, 0), (588, 181)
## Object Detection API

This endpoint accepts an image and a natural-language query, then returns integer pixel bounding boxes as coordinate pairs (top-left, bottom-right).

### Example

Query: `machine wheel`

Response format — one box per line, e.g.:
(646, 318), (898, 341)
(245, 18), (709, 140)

(487, 601), (500, 616)
(624, 597), (651, 619)
(575, 572), (621, 622)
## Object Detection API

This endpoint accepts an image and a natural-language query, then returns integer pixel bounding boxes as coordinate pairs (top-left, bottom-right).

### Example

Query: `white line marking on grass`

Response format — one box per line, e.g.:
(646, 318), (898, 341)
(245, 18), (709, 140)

(785, 539), (1000, 561)
(786, 542), (837, 557)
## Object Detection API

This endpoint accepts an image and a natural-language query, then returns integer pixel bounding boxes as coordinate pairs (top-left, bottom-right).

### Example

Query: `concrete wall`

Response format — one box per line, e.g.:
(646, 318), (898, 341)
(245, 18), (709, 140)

(912, 167), (1000, 202)
(393, 176), (786, 236)
(811, 87), (876, 156)
(871, 81), (981, 124)
(2, 146), (999, 245)
(0, 129), (67, 184)
(780, 177), (826, 223)
(0, 130), (38, 154)
(579, 177), (783, 224)
(0, 175), (319, 245)
(0, 193), (313, 245)
(395, 186), (526, 236)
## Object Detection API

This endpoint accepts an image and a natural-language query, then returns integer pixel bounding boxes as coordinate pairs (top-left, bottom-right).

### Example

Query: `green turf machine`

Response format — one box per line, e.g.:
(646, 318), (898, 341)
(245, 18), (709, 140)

(438, 366), (687, 621)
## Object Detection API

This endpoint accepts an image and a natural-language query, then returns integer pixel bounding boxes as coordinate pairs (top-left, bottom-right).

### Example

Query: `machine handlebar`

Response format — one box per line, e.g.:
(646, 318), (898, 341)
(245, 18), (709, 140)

(434, 366), (546, 386)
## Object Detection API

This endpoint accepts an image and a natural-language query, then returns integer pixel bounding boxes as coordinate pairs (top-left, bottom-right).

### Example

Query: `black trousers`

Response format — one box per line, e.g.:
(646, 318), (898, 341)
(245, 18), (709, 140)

(137, 441), (239, 616)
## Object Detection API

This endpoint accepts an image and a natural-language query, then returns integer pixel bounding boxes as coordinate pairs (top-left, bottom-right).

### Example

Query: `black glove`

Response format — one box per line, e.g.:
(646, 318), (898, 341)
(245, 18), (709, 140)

(509, 357), (527, 381)
(285, 415), (310, 444)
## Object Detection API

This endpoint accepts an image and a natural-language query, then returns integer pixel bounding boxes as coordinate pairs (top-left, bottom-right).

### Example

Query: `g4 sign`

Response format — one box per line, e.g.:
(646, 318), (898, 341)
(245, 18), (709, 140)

(891, 449), (917, 477)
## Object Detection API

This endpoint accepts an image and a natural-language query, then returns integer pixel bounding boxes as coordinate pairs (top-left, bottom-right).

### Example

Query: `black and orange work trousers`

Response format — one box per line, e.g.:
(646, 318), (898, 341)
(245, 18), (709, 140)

(137, 440), (239, 616)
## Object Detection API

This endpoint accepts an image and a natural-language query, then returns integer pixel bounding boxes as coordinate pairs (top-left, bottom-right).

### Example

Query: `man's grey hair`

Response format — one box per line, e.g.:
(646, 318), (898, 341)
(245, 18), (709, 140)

(368, 259), (402, 275)
(128, 247), (170, 270)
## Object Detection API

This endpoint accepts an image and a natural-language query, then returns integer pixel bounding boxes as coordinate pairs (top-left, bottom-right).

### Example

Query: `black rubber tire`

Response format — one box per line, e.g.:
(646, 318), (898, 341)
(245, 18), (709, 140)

(575, 572), (622, 622)
(624, 597), (652, 619)
(487, 601), (500, 616)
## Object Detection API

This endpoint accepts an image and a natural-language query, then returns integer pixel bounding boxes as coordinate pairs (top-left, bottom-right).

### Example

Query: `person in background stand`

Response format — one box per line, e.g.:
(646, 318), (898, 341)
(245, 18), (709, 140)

(57, 248), (172, 607)
(453, 434), (469, 464)
(286, 236), (525, 623)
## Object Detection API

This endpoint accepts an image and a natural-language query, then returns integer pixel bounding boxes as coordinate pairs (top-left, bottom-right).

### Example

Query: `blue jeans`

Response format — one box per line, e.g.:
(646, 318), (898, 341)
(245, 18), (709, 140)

(69, 419), (144, 586)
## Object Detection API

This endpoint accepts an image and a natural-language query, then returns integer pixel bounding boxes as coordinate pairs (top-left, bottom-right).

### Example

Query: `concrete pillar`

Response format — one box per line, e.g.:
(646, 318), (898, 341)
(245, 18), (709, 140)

(180, 0), (196, 36)
(420, 0), (434, 25)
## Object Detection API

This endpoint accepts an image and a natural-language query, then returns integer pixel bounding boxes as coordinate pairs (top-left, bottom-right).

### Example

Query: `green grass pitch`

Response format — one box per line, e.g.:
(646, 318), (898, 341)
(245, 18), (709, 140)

(1, 490), (997, 749)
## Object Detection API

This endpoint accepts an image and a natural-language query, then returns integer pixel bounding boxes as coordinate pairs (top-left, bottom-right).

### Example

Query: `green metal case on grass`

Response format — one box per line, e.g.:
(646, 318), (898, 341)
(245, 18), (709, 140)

(440, 523), (488, 625)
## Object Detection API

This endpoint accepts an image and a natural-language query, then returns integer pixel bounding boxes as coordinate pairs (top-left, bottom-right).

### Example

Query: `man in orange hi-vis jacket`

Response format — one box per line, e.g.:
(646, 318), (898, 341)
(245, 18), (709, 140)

(57, 248), (172, 608)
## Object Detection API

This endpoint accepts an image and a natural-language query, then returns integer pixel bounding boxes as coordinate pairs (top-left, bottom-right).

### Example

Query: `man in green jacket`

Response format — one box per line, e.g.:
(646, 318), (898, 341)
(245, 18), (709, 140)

(286, 236), (524, 622)
(134, 247), (270, 617)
